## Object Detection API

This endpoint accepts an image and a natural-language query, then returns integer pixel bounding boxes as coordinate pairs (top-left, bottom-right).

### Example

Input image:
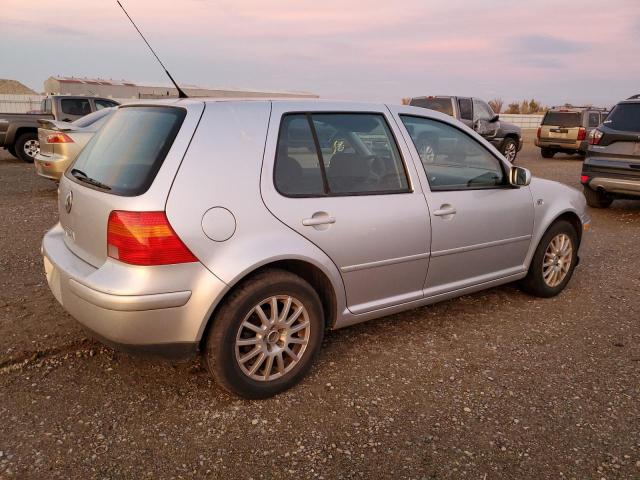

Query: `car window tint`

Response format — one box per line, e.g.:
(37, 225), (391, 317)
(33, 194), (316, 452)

(400, 115), (505, 191)
(312, 114), (409, 194)
(61, 99), (91, 116)
(458, 98), (473, 121)
(409, 98), (454, 116)
(587, 112), (601, 127)
(275, 113), (409, 196)
(95, 99), (118, 110)
(472, 99), (494, 121)
(71, 108), (112, 127)
(602, 103), (640, 132)
(274, 115), (325, 196)
(542, 112), (581, 127)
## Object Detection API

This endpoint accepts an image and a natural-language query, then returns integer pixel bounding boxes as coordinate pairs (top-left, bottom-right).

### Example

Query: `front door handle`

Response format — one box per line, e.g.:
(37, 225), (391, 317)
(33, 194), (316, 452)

(302, 214), (336, 226)
(433, 205), (457, 217)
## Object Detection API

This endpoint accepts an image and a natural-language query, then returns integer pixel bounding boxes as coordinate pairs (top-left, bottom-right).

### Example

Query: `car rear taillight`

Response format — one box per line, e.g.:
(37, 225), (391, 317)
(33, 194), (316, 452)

(107, 211), (197, 266)
(577, 127), (587, 141)
(580, 175), (589, 184)
(589, 129), (604, 145)
(46, 133), (74, 144)
(537, 126), (541, 139)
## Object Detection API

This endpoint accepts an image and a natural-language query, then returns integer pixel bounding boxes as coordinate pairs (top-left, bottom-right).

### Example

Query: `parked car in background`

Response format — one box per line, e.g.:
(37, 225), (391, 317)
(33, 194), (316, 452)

(34, 107), (116, 181)
(581, 98), (640, 208)
(535, 106), (608, 158)
(0, 95), (119, 162)
(408, 95), (523, 162)
(43, 100), (589, 398)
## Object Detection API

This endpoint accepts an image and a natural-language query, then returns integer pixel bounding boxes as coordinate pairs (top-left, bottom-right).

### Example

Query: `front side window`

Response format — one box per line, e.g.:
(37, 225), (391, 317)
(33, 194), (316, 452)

(400, 115), (506, 191)
(458, 98), (473, 121)
(61, 98), (91, 116)
(275, 113), (409, 196)
(472, 99), (494, 122)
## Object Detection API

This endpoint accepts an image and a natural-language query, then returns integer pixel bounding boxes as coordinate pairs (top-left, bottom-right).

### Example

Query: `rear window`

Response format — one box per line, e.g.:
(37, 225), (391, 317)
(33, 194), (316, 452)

(603, 103), (640, 132)
(542, 111), (581, 128)
(71, 108), (112, 128)
(69, 106), (186, 196)
(410, 97), (454, 116)
(61, 98), (91, 116)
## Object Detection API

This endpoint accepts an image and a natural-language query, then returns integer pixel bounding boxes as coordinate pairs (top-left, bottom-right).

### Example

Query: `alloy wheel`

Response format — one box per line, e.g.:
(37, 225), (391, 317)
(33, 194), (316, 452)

(23, 139), (40, 158)
(235, 295), (310, 382)
(542, 233), (573, 287)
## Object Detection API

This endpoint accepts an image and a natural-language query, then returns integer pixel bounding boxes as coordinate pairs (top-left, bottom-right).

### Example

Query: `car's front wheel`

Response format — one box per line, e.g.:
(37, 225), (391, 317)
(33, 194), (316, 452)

(204, 269), (324, 399)
(520, 220), (579, 298)
(501, 138), (518, 162)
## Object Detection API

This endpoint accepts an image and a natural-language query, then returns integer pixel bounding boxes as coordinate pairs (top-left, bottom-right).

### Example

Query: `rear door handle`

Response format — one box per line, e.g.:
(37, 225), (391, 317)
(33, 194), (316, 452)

(433, 206), (457, 217)
(302, 216), (336, 226)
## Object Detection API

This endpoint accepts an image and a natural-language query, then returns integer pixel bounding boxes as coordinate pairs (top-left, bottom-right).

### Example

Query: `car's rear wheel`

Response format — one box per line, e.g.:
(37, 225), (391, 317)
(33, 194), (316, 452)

(583, 186), (613, 208)
(540, 148), (555, 158)
(520, 220), (578, 298)
(15, 132), (39, 163)
(501, 138), (518, 162)
(204, 269), (324, 399)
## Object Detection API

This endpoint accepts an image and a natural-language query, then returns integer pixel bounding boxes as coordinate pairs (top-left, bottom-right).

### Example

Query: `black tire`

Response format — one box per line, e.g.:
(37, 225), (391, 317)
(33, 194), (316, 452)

(520, 220), (579, 298)
(500, 138), (518, 163)
(204, 269), (324, 399)
(15, 132), (39, 163)
(583, 186), (613, 208)
(540, 148), (555, 159)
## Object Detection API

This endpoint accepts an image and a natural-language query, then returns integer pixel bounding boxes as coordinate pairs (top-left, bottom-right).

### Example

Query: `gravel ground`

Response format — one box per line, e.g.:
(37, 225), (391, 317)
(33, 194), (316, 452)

(0, 136), (638, 480)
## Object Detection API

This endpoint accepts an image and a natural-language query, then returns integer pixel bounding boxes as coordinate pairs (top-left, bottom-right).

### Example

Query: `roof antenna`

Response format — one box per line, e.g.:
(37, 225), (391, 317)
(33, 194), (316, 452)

(116, 0), (188, 98)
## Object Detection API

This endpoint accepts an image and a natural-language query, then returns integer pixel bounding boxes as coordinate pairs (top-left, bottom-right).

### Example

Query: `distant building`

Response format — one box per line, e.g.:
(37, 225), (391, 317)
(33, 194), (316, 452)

(43, 76), (318, 100)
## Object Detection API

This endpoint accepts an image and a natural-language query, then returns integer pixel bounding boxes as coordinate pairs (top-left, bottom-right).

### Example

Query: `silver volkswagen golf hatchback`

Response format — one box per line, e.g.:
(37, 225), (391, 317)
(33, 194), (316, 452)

(43, 99), (590, 398)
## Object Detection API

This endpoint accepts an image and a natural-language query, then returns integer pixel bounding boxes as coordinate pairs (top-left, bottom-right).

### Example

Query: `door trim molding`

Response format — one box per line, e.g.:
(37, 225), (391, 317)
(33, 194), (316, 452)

(431, 234), (532, 258)
(341, 251), (431, 273)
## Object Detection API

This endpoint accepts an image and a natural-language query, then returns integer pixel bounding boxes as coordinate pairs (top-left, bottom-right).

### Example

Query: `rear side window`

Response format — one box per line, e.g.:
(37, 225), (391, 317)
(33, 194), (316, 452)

(542, 111), (581, 127)
(409, 97), (454, 117)
(95, 99), (118, 110)
(603, 103), (640, 132)
(71, 108), (112, 128)
(69, 106), (186, 196)
(458, 98), (473, 121)
(275, 113), (409, 197)
(61, 99), (91, 116)
(587, 112), (601, 127)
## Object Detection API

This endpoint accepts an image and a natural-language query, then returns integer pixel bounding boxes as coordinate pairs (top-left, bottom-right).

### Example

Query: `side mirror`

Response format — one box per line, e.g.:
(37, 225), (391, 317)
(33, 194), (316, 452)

(490, 114), (500, 123)
(509, 166), (531, 186)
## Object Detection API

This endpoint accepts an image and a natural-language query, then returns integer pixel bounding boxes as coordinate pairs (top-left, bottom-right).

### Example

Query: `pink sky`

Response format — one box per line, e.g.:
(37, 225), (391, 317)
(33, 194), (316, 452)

(2, 0), (639, 106)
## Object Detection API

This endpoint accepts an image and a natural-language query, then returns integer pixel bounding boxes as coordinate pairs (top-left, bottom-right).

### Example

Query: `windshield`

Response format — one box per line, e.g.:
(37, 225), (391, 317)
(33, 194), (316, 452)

(603, 103), (640, 132)
(542, 111), (581, 128)
(410, 97), (454, 116)
(71, 108), (114, 128)
(69, 106), (186, 196)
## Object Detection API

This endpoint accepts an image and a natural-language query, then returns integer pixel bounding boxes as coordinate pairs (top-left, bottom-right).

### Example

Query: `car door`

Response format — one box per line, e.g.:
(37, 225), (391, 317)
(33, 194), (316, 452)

(392, 108), (534, 296)
(472, 98), (499, 138)
(261, 103), (431, 315)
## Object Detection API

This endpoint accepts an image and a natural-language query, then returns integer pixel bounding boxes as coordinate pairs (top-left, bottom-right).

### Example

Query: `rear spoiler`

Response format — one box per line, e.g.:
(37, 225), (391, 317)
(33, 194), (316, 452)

(37, 118), (78, 132)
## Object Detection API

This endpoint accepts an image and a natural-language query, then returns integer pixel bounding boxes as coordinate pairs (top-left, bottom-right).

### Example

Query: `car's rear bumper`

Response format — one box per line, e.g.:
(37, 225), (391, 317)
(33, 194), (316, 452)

(34, 153), (68, 181)
(42, 223), (228, 360)
(535, 138), (581, 150)
(582, 158), (640, 197)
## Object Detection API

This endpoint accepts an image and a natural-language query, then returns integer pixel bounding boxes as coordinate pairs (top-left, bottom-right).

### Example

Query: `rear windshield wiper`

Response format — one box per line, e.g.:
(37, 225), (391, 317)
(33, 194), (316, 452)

(70, 168), (112, 191)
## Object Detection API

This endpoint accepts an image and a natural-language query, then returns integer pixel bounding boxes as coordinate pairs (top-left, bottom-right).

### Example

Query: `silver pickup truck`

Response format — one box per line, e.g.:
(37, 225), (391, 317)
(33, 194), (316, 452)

(408, 95), (523, 162)
(0, 95), (119, 162)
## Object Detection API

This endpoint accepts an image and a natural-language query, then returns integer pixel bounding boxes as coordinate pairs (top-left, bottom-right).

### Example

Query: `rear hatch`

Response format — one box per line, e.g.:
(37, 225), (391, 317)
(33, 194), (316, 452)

(540, 111), (582, 143)
(56, 102), (204, 267)
(587, 102), (640, 170)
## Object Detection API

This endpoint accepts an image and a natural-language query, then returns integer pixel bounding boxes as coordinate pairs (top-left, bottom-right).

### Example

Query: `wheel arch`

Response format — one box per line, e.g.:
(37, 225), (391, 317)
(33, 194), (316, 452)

(198, 258), (339, 351)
